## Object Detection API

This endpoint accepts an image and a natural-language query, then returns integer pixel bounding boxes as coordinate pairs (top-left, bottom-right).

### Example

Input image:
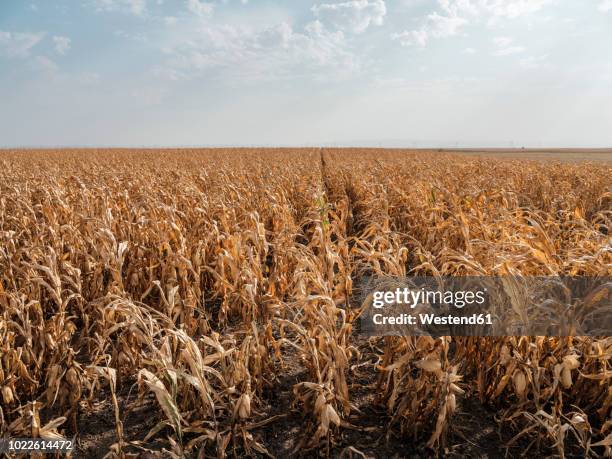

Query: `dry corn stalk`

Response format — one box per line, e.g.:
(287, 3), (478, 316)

(0, 148), (610, 458)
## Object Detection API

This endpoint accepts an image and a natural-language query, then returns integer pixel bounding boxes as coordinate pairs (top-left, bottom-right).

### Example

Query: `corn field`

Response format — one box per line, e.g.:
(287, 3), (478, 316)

(0, 148), (610, 458)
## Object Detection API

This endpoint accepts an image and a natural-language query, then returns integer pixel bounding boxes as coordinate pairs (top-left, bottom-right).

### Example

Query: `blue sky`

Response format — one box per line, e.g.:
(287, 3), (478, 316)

(1, 0), (611, 147)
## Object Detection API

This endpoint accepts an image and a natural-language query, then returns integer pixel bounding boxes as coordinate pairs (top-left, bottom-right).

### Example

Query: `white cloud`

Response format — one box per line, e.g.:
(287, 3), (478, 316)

(153, 66), (183, 81)
(492, 45), (524, 56)
(160, 20), (358, 82)
(394, 0), (553, 47)
(392, 30), (423, 47)
(520, 54), (548, 69)
(481, 0), (553, 19)
(428, 12), (467, 36)
(0, 31), (45, 58)
(392, 11), (467, 46)
(53, 36), (71, 55)
(437, 0), (553, 19)
(598, 0), (612, 12)
(34, 55), (59, 73)
(164, 16), (178, 26)
(93, 0), (147, 16)
(114, 30), (148, 42)
(128, 0), (146, 15)
(491, 35), (524, 56)
(187, 0), (214, 17)
(312, 0), (386, 34)
(493, 36), (513, 47)
(463, 47), (476, 53)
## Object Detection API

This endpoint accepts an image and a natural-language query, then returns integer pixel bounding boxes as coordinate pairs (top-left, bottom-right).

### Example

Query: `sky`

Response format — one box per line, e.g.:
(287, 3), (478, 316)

(0, 0), (611, 148)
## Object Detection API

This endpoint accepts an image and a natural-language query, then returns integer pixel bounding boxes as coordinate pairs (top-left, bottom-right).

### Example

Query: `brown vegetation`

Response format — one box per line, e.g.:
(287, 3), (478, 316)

(0, 148), (610, 458)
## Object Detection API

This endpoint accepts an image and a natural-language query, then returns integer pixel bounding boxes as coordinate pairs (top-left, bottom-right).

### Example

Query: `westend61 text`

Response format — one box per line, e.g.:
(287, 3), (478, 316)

(372, 313), (494, 326)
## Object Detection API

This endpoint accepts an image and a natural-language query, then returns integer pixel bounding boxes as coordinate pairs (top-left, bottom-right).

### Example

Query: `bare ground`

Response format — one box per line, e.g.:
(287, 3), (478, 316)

(71, 336), (526, 459)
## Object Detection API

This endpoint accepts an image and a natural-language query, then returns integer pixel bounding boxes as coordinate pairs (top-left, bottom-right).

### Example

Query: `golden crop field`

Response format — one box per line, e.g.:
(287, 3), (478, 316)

(0, 149), (610, 458)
